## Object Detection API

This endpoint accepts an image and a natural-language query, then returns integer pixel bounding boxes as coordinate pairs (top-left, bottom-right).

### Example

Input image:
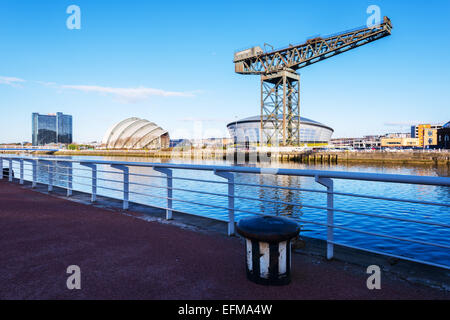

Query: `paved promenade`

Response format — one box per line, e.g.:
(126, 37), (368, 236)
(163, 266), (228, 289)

(0, 180), (448, 300)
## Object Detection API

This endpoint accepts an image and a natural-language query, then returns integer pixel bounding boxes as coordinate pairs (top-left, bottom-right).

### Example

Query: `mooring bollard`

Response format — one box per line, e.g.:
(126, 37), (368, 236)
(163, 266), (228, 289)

(236, 216), (300, 286)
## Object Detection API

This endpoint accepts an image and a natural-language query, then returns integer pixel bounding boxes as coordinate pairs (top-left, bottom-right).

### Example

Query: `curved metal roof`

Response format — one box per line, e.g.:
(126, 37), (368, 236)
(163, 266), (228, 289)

(227, 115), (334, 132)
(101, 117), (169, 149)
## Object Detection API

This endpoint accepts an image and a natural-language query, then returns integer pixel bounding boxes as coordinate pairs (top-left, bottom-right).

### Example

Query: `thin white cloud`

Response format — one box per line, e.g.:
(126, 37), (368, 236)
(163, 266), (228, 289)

(0, 76), (25, 87)
(60, 84), (196, 103)
(384, 122), (420, 127)
(179, 117), (231, 122)
(35, 81), (58, 87)
(0, 76), (198, 103)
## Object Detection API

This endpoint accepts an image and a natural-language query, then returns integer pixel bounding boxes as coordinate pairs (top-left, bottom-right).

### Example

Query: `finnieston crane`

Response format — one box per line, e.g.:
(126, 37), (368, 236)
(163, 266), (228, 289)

(234, 16), (393, 146)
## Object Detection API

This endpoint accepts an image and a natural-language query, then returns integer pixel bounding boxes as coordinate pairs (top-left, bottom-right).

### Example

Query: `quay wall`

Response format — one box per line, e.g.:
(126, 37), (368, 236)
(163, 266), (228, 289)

(1, 149), (450, 166)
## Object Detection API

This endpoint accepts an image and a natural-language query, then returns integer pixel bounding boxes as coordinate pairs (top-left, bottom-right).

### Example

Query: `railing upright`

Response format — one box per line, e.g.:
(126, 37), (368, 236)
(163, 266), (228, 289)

(32, 160), (37, 188)
(154, 167), (173, 220)
(0, 157), (3, 180)
(81, 162), (97, 202)
(40, 160), (53, 192)
(8, 159), (13, 182)
(64, 162), (73, 196)
(112, 164), (129, 210)
(23, 159), (37, 188)
(215, 170), (235, 236)
(19, 159), (24, 184)
(316, 175), (334, 260)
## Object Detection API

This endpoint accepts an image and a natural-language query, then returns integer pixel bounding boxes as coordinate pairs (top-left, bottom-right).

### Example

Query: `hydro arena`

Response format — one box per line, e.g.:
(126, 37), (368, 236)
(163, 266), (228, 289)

(227, 115), (334, 146)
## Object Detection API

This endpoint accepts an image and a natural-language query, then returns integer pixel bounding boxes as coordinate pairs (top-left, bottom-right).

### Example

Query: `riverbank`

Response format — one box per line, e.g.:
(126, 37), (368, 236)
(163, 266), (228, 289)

(2, 149), (450, 166)
(51, 149), (450, 166)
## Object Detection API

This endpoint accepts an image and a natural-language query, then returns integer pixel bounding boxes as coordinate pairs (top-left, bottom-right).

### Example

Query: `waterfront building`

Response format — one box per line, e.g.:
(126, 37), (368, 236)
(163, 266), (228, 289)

(227, 115), (334, 146)
(32, 112), (73, 146)
(353, 136), (382, 149)
(331, 136), (382, 149)
(330, 138), (359, 148)
(170, 138), (232, 149)
(385, 132), (411, 139)
(422, 128), (438, 147)
(380, 137), (420, 148)
(437, 122), (450, 149)
(411, 124), (442, 145)
(101, 117), (170, 150)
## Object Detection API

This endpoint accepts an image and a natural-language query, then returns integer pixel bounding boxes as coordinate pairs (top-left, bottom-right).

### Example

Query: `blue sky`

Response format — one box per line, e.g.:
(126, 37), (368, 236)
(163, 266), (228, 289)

(0, 0), (449, 143)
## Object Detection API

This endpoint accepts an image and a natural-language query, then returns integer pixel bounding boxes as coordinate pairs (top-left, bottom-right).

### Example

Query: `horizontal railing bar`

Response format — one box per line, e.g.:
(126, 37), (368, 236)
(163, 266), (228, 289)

(300, 204), (450, 229)
(331, 191), (450, 208)
(96, 177), (126, 184)
(127, 180), (306, 209)
(297, 218), (450, 249)
(52, 164), (92, 172)
(234, 181), (450, 208)
(126, 198), (229, 223)
(92, 169), (123, 175)
(126, 189), (269, 217)
(328, 241), (450, 270)
(96, 184), (125, 193)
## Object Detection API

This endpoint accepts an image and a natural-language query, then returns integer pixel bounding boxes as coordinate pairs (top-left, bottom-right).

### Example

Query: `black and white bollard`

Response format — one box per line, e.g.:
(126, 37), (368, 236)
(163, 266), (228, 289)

(236, 216), (300, 286)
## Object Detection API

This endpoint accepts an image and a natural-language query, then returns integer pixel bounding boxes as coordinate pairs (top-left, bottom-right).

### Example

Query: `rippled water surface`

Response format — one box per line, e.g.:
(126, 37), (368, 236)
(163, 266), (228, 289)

(9, 155), (450, 267)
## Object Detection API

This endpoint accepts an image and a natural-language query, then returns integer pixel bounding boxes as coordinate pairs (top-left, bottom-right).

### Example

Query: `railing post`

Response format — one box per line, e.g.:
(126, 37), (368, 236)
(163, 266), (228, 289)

(0, 156), (3, 180)
(32, 160), (37, 188)
(111, 164), (129, 210)
(40, 160), (53, 192)
(81, 163), (97, 202)
(23, 159), (37, 188)
(214, 170), (235, 236)
(154, 167), (173, 220)
(315, 175), (334, 260)
(19, 159), (24, 184)
(59, 162), (73, 197)
(8, 159), (13, 182)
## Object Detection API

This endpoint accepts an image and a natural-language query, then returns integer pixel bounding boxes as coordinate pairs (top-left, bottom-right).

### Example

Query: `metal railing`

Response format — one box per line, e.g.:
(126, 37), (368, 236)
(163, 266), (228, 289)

(1, 155), (450, 269)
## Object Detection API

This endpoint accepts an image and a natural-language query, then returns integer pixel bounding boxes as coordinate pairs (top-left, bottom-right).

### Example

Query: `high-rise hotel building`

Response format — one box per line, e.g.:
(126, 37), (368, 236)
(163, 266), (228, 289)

(32, 112), (73, 145)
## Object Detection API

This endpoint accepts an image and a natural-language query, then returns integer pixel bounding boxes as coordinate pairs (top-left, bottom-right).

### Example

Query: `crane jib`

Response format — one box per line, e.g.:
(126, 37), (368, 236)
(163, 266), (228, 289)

(234, 16), (393, 75)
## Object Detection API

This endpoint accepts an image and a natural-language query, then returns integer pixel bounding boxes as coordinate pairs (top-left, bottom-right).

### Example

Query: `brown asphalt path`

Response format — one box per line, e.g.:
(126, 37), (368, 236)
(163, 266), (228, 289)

(0, 180), (448, 300)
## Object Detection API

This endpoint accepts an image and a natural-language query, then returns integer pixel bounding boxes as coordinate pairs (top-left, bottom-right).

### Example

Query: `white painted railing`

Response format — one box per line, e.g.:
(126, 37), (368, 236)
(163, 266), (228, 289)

(1, 155), (450, 269)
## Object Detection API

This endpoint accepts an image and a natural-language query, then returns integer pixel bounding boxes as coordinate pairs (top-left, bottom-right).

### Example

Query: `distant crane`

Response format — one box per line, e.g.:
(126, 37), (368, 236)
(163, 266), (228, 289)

(234, 17), (393, 146)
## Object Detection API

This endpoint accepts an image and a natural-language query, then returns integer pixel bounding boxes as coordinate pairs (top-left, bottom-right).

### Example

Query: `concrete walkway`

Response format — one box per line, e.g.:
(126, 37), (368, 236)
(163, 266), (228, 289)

(0, 180), (448, 300)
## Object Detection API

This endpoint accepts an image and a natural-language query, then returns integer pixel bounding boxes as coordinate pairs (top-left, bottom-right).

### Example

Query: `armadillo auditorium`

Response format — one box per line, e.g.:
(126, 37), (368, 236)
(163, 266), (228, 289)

(227, 115), (334, 146)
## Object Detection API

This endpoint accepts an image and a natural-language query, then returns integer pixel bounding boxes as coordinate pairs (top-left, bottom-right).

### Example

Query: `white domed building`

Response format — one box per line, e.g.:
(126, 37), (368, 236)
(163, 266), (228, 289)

(101, 117), (170, 150)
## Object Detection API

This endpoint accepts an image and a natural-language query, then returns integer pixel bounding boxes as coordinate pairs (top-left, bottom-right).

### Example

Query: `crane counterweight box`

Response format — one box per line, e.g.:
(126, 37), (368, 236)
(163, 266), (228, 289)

(234, 46), (263, 63)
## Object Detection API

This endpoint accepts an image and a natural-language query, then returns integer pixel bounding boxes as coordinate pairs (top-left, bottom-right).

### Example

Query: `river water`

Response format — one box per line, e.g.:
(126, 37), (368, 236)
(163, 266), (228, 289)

(11, 155), (450, 267)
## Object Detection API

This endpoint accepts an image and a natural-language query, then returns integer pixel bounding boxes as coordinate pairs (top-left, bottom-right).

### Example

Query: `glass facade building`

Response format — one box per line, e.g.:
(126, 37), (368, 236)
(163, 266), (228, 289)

(32, 112), (73, 145)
